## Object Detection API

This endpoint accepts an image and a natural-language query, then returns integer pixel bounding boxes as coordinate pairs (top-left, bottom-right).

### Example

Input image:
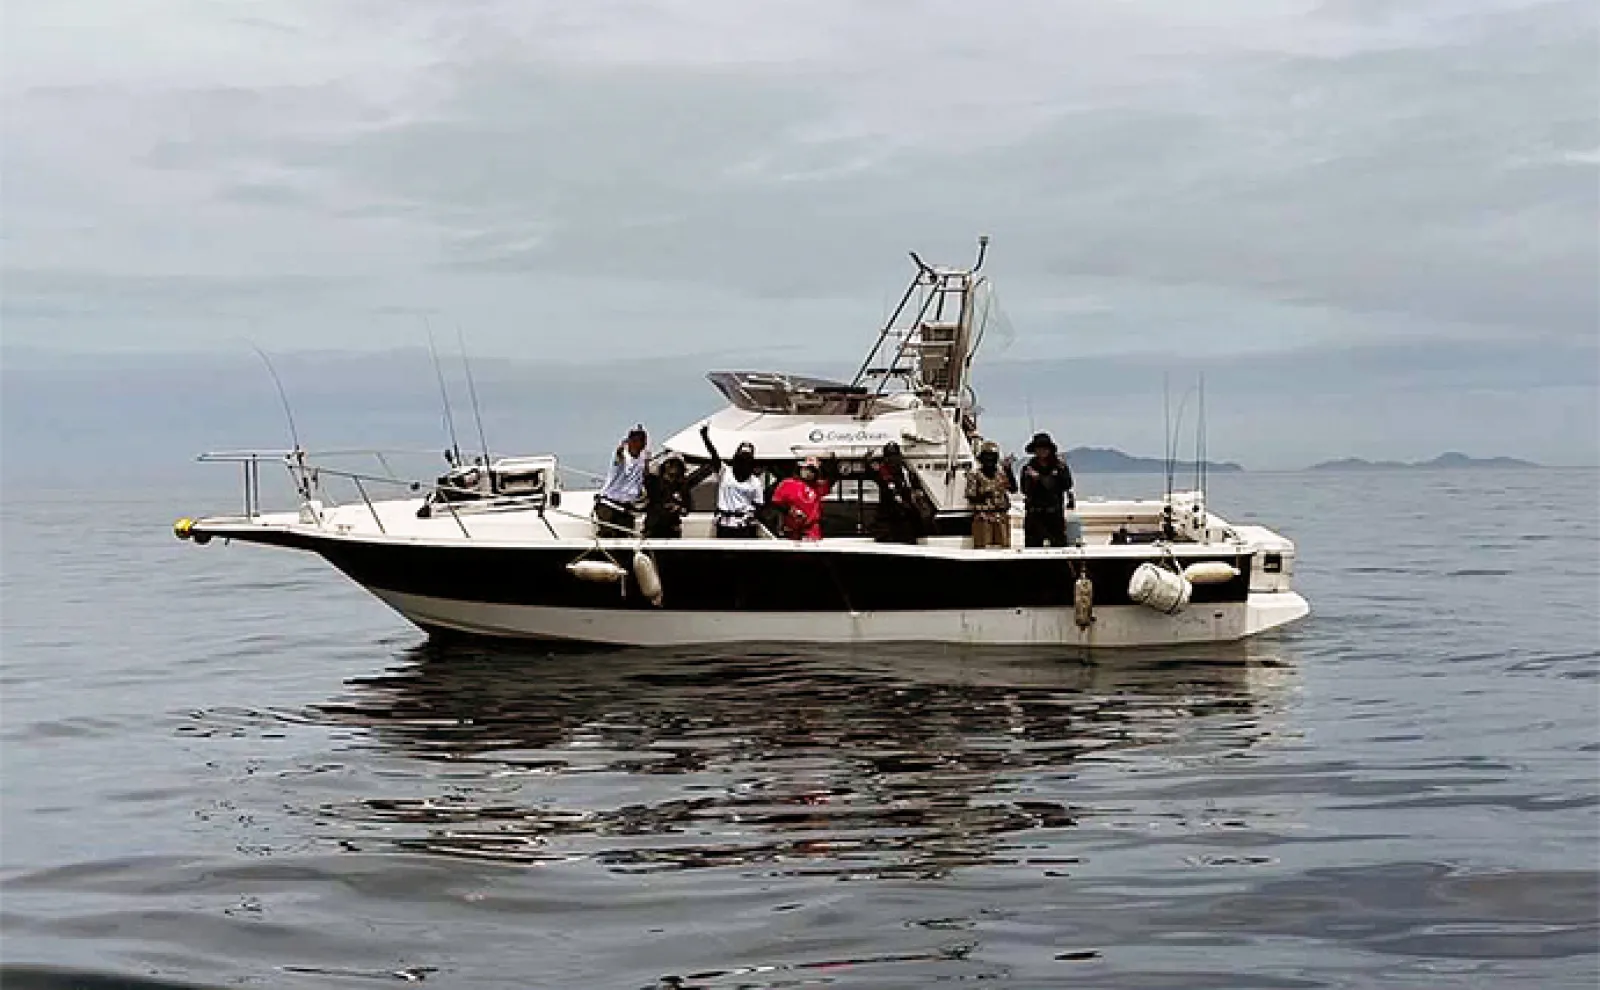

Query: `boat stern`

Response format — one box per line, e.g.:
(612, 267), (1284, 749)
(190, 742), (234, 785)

(1225, 521), (1311, 637)
(1245, 589), (1311, 636)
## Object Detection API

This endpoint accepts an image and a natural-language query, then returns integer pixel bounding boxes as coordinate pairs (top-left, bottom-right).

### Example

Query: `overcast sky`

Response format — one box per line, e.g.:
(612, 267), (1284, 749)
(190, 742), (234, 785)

(2, 0), (1596, 465)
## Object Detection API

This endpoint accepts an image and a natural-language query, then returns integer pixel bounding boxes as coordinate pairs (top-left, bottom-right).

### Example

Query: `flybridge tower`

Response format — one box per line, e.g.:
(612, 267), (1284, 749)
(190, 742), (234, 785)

(850, 235), (993, 418)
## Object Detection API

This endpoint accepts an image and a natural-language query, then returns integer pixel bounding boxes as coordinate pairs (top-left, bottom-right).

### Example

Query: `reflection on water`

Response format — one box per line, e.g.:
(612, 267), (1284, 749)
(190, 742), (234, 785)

(309, 643), (1299, 878)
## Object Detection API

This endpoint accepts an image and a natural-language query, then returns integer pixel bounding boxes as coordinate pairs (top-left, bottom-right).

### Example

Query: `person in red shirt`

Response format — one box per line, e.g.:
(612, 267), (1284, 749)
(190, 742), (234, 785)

(771, 456), (835, 541)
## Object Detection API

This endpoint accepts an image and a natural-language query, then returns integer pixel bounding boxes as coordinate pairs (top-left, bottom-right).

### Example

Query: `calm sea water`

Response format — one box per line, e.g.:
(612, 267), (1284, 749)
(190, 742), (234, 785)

(2, 469), (1596, 988)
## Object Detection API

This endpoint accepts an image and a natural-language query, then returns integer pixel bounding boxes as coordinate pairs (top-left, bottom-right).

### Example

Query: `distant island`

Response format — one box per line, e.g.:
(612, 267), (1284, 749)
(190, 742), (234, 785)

(1053, 448), (1542, 473)
(1063, 446), (1245, 474)
(1307, 452), (1540, 471)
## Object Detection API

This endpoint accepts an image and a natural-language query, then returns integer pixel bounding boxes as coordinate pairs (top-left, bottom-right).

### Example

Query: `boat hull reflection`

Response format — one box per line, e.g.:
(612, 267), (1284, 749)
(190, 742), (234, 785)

(308, 642), (1298, 877)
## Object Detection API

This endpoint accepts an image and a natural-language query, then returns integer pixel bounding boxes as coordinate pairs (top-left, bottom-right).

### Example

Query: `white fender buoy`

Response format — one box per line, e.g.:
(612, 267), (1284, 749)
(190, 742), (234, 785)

(566, 560), (627, 584)
(1073, 574), (1094, 629)
(1182, 561), (1240, 586)
(632, 550), (663, 607)
(1128, 562), (1192, 615)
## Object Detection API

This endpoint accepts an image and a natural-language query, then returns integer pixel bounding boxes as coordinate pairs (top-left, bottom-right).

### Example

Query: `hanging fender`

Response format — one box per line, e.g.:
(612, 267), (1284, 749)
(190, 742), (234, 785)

(1182, 560), (1240, 586)
(1073, 573), (1094, 629)
(1128, 562), (1192, 615)
(632, 550), (664, 607)
(567, 559), (627, 584)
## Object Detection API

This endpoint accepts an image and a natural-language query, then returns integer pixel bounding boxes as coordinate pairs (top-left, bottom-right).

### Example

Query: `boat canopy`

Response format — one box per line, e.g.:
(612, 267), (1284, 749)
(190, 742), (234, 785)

(707, 371), (873, 416)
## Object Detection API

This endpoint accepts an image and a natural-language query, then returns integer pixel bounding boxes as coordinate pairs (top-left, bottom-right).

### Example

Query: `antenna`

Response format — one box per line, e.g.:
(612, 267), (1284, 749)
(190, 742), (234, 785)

(457, 325), (492, 469)
(972, 234), (990, 273)
(1163, 373), (1173, 500)
(248, 342), (301, 451)
(423, 317), (462, 465)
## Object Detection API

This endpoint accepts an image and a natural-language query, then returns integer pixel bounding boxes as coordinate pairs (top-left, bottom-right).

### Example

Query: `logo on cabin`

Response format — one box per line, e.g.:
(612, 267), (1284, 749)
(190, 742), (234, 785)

(807, 427), (896, 444)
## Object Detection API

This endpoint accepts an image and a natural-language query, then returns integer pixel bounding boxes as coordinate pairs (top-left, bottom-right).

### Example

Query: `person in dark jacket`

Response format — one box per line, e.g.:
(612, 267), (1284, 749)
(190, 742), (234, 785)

(1020, 431), (1075, 548)
(866, 442), (928, 544)
(642, 435), (718, 539)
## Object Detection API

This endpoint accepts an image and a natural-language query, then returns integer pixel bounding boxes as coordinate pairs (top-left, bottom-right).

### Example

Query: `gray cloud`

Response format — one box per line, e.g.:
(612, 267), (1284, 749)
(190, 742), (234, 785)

(1, 0), (1594, 461)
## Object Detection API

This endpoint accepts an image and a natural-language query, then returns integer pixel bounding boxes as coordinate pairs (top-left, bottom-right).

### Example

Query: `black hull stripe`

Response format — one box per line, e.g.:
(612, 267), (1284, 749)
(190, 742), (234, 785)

(224, 531), (1253, 612)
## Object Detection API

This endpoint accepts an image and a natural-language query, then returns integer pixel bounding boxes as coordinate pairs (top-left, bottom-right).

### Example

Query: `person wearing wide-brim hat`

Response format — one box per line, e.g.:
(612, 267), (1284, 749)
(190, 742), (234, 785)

(1020, 431), (1075, 548)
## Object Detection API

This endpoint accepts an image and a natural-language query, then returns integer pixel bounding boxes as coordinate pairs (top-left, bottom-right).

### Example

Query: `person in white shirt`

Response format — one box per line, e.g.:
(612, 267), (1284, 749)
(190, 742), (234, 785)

(595, 425), (648, 537)
(699, 425), (764, 538)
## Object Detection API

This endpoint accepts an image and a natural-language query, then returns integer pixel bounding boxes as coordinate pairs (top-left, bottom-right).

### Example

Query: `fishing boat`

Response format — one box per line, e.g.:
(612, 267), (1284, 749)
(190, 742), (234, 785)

(173, 240), (1310, 648)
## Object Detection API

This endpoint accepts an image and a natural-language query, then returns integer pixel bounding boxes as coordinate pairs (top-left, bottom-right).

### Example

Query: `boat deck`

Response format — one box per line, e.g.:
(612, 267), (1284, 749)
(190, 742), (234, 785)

(249, 488), (1224, 548)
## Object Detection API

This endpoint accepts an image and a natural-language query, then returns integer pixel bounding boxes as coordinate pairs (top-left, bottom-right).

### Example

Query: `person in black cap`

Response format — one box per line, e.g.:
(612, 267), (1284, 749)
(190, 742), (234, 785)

(866, 441), (926, 544)
(1020, 431), (1075, 548)
(595, 424), (649, 537)
(700, 425), (765, 538)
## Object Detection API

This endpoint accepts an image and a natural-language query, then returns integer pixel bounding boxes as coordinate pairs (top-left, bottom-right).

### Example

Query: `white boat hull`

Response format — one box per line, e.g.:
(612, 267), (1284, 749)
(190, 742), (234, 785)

(370, 587), (1310, 649)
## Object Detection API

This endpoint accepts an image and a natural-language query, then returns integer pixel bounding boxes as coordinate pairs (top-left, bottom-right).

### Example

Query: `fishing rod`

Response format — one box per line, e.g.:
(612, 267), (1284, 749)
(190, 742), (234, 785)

(423, 316), (462, 466)
(457, 325), (492, 469)
(1198, 373), (1209, 509)
(1166, 381), (1199, 495)
(248, 342), (301, 452)
(246, 339), (313, 502)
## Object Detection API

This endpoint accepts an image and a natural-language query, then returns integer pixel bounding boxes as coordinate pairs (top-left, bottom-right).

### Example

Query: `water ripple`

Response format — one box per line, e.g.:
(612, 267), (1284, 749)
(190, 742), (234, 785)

(3, 472), (1597, 987)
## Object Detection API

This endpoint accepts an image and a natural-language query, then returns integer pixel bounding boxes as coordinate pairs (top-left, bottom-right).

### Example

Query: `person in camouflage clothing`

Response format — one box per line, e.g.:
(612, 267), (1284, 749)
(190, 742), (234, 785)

(965, 440), (1015, 549)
